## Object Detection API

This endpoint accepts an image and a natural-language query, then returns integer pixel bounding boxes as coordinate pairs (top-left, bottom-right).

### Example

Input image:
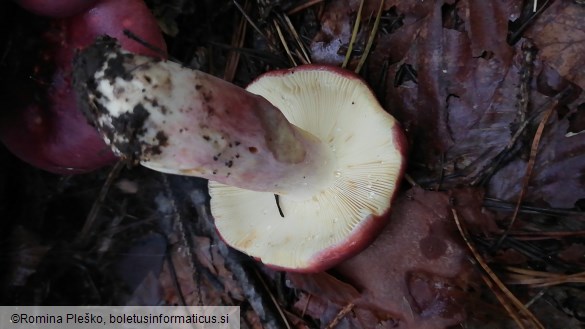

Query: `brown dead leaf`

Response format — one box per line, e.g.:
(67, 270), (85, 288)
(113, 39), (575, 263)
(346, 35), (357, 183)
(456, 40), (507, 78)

(557, 243), (585, 265)
(493, 248), (529, 266)
(288, 187), (480, 329)
(459, 0), (518, 60)
(526, 1), (585, 91)
(449, 188), (500, 236)
(287, 271), (359, 305)
(310, 0), (437, 65)
(310, 0), (352, 65)
(488, 104), (585, 208)
(438, 30), (516, 179)
(365, 0), (521, 181)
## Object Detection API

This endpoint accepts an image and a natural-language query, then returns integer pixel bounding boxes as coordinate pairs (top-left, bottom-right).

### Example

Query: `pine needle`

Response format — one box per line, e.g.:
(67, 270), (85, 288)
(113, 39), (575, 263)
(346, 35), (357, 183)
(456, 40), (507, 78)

(274, 20), (297, 66)
(282, 14), (311, 64)
(233, 0), (267, 41)
(494, 100), (557, 248)
(355, 0), (384, 73)
(253, 267), (292, 329)
(452, 209), (545, 329)
(506, 267), (585, 287)
(325, 303), (355, 329)
(287, 0), (326, 15)
(342, 0), (365, 68)
(225, 0), (250, 82)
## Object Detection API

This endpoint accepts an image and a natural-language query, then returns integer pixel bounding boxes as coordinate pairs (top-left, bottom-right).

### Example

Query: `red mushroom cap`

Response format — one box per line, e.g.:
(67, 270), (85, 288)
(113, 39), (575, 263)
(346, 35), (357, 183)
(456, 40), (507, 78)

(0, 0), (166, 174)
(14, 0), (99, 18)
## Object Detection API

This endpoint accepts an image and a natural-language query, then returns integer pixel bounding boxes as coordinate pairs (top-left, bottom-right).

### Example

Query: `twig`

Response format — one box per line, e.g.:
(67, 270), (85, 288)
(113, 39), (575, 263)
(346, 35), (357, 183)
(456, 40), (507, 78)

(516, 41), (537, 155)
(524, 289), (546, 308)
(325, 303), (355, 329)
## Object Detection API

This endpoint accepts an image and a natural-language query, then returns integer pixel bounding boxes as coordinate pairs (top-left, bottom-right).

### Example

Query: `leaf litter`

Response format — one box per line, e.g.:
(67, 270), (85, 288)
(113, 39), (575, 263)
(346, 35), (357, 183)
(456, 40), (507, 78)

(2, 0), (585, 328)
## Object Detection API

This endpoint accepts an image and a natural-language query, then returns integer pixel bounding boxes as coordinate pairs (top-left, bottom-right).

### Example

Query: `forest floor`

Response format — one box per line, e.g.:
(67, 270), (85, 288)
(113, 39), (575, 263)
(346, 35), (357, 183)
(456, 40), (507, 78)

(1, 0), (585, 328)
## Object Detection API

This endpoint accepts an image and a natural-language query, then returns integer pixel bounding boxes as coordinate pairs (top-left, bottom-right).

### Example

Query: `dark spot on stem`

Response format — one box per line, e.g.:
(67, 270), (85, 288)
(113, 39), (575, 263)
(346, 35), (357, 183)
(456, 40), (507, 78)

(248, 147), (258, 154)
(155, 131), (168, 147)
(106, 103), (150, 162)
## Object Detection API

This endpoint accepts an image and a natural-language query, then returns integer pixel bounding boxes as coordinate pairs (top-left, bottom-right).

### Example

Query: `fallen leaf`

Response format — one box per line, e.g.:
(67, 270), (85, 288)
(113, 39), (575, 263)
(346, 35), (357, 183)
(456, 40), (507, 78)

(367, 0), (520, 181)
(460, 0), (517, 60)
(487, 104), (585, 208)
(288, 187), (479, 329)
(526, 1), (585, 91)
(557, 243), (585, 265)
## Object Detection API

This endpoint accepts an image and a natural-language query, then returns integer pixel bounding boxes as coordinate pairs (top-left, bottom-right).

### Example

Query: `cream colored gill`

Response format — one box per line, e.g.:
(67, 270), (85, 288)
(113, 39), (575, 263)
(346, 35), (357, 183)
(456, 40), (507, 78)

(210, 68), (403, 269)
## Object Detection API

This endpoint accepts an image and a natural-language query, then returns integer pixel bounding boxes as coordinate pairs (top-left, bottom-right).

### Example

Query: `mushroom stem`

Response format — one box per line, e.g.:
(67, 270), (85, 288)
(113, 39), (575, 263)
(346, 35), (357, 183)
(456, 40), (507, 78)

(75, 37), (335, 198)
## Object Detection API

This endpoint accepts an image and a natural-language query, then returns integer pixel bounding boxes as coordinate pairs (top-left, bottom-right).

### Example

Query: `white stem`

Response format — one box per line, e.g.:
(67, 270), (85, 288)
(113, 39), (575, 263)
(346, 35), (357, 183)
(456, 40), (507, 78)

(75, 38), (335, 198)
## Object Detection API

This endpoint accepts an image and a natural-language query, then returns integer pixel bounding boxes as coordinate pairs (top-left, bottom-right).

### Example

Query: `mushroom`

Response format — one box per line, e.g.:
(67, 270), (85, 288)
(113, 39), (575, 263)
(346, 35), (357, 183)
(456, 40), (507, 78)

(0, 0), (166, 174)
(74, 37), (407, 272)
(14, 0), (99, 18)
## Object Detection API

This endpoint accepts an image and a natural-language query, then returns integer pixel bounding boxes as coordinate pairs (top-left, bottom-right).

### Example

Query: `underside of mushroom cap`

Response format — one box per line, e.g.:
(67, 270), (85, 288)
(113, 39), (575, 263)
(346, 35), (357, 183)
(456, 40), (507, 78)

(209, 65), (407, 272)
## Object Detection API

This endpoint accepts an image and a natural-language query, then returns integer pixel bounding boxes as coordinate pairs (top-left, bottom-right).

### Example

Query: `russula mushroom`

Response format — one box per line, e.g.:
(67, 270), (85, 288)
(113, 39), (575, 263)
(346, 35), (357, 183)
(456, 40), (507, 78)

(13, 0), (99, 18)
(0, 0), (166, 174)
(74, 37), (407, 272)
